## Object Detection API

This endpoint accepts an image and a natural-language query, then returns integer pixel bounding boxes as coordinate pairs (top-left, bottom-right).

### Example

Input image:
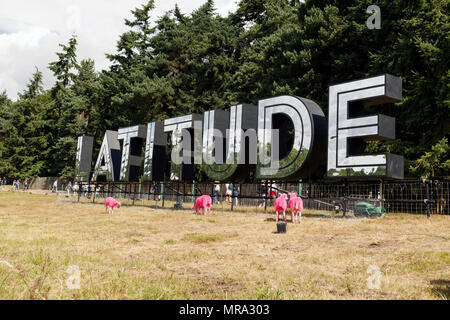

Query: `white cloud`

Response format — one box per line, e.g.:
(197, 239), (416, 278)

(0, 0), (238, 100)
(0, 27), (51, 50)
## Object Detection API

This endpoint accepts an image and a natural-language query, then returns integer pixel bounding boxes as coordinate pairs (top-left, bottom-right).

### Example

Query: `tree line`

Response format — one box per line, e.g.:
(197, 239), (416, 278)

(0, 0), (449, 181)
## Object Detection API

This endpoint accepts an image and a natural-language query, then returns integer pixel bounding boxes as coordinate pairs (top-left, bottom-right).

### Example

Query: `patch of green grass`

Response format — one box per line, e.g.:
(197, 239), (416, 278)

(182, 232), (238, 244)
(125, 231), (145, 238)
(342, 275), (356, 294)
(33, 236), (67, 247)
(255, 286), (284, 300)
(27, 249), (51, 266)
(407, 252), (450, 272)
(126, 239), (140, 244)
(138, 275), (202, 300)
(72, 272), (201, 300)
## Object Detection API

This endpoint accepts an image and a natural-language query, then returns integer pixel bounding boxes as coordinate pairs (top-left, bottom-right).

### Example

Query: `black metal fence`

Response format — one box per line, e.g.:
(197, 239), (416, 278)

(69, 179), (450, 216)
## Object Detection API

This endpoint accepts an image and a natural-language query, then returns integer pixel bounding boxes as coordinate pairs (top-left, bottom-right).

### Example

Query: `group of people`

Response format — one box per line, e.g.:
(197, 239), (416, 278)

(0, 178), (76, 194)
(0, 177), (8, 187)
(212, 183), (240, 205)
(211, 182), (287, 207)
(51, 179), (76, 196)
(2, 177), (30, 191)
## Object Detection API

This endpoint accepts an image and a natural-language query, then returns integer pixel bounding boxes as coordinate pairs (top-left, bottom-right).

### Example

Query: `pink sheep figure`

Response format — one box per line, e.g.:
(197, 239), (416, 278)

(194, 195), (212, 215)
(274, 193), (288, 222)
(288, 193), (299, 222)
(291, 196), (304, 223)
(105, 197), (121, 215)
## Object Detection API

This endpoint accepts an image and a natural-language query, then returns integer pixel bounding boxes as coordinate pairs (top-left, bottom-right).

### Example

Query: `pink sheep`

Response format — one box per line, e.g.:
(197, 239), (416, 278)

(194, 195), (212, 215)
(274, 193), (288, 222)
(105, 197), (121, 215)
(288, 193), (298, 222)
(291, 196), (303, 223)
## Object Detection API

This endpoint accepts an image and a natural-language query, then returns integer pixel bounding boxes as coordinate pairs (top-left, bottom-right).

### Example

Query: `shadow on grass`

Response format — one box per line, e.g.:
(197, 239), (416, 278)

(264, 213), (335, 222)
(430, 280), (449, 299)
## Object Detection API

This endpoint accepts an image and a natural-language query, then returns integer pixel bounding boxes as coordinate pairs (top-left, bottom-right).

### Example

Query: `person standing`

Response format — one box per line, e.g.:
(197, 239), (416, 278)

(66, 181), (73, 196)
(73, 183), (79, 194)
(52, 179), (58, 193)
(213, 184), (220, 204)
(225, 184), (232, 203)
(257, 182), (267, 207)
(154, 183), (161, 201)
(232, 184), (239, 206)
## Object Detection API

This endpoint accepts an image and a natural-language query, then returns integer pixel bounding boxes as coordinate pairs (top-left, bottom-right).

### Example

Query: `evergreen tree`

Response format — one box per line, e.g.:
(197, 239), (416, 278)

(410, 138), (450, 178)
(18, 67), (44, 100)
(49, 36), (78, 90)
(48, 36), (92, 180)
(0, 91), (15, 177)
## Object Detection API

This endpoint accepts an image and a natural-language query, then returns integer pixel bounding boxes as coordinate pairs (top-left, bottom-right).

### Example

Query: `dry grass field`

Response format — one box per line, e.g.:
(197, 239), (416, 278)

(0, 190), (449, 300)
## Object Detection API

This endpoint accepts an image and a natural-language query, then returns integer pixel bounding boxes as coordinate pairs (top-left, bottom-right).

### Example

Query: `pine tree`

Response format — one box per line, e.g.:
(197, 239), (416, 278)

(49, 36), (78, 90)
(18, 67), (44, 100)
(107, 0), (156, 69)
(48, 36), (90, 180)
(0, 91), (14, 177)
(410, 138), (450, 178)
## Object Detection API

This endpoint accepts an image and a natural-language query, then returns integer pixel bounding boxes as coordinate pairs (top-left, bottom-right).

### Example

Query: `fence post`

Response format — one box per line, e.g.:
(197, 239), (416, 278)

(211, 183), (214, 200)
(92, 183), (96, 203)
(138, 182), (141, 199)
(231, 183), (234, 212)
(379, 179), (384, 209)
(264, 181), (268, 212)
(239, 183), (242, 207)
(161, 182), (165, 208)
(425, 180), (432, 218)
(343, 181), (348, 217)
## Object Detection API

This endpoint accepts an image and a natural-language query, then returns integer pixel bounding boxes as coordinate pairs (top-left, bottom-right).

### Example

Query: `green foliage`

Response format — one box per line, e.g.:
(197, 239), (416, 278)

(0, 0), (449, 180)
(49, 36), (78, 90)
(18, 68), (44, 100)
(410, 138), (450, 178)
(0, 37), (99, 180)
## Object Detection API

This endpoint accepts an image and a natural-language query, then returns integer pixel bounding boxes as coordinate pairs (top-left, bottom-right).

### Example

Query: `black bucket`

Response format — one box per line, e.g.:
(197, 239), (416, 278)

(276, 222), (287, 233)
(174, 203), (184, 209)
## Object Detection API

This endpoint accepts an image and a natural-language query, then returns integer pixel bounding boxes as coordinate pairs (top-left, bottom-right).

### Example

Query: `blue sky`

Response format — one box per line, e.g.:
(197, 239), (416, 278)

(0, 0), (238, 100)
